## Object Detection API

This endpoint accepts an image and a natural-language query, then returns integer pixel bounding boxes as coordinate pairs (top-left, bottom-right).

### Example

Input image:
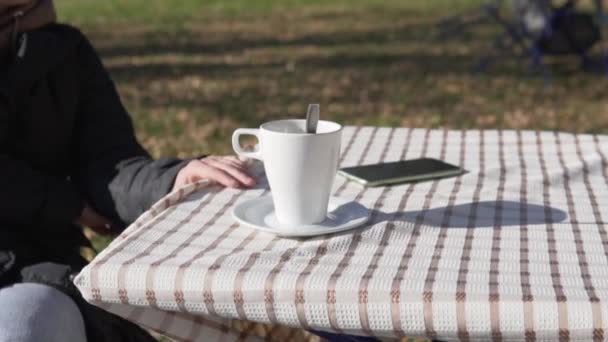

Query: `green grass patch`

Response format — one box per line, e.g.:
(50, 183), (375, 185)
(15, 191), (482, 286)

(57, 0), (483, 25)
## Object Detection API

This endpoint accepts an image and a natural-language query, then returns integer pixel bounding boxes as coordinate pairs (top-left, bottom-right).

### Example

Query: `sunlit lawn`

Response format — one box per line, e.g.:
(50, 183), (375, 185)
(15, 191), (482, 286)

(58, 0), (608, 158)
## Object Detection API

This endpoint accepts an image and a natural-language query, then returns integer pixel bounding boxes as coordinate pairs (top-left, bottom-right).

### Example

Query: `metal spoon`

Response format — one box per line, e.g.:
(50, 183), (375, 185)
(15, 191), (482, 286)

(306, 103), (320, 134)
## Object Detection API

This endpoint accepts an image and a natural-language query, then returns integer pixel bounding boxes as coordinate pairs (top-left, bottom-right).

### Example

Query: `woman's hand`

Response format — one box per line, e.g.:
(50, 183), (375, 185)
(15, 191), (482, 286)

(74, 205), (115, 236)
(172, 155), (256, 191)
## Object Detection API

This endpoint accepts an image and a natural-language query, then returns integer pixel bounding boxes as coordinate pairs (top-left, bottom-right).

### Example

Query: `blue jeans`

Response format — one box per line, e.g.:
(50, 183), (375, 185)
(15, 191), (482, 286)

(0, 283), (87, 342)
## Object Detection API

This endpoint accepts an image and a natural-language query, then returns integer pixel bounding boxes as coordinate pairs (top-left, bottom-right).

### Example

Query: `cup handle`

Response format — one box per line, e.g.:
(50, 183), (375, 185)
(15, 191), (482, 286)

(232, 128), (263, 161)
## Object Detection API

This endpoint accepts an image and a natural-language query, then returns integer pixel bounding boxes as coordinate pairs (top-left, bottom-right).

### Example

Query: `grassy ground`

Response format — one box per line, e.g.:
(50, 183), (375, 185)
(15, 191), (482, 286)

(58, 0), (608, 340)
(58, 0), (608, 160)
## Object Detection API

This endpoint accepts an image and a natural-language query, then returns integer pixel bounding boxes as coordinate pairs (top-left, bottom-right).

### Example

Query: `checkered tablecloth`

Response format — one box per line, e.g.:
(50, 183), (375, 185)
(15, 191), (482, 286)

(75, 127), (608, 341)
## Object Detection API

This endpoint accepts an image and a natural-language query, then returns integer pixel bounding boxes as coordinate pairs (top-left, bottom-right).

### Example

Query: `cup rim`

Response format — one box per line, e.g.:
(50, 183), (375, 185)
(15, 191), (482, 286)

(260, 119), (342, 136)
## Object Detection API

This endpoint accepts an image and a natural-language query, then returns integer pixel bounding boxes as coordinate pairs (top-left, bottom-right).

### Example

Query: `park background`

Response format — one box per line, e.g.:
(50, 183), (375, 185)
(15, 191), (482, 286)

(57, 0), (608, 159)
(56, 1), (608, 340)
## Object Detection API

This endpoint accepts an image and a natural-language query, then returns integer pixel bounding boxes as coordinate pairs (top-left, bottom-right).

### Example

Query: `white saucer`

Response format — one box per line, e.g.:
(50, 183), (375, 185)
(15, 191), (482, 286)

(231, 195), (370, 237)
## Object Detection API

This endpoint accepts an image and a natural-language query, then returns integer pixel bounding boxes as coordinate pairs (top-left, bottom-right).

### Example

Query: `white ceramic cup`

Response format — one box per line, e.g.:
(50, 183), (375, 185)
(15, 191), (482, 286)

(232, 119), (342, 226)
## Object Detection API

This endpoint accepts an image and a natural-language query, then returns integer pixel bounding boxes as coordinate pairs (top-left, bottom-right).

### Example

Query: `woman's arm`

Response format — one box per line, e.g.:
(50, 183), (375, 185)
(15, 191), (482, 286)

(73, 31), (255, 229)
(73, 33), (188, 229)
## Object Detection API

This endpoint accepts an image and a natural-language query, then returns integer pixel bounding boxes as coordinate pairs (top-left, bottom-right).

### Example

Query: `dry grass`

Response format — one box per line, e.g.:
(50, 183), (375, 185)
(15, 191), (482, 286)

(62, 2), (608, 160)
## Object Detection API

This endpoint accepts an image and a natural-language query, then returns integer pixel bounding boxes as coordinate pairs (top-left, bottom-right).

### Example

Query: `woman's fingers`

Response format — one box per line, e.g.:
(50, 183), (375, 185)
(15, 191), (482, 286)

(205, 155), (248, 170)
(75, 205), (117, 236)
(215, 159), (247, 172)
(203, 155), (253, 179)
(174, 156), (257, 191)
(192, 162), (242, 188)
(202, 158), (255, 187)
(208, 168), (243, 188)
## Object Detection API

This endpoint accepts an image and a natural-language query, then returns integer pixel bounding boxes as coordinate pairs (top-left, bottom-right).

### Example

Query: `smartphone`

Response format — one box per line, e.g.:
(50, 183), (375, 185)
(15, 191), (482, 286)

(337, 158), (465, 187)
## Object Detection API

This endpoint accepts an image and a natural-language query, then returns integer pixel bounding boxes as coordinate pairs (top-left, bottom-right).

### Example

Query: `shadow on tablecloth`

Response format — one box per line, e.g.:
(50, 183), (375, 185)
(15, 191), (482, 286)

(329, 200), (568, 233)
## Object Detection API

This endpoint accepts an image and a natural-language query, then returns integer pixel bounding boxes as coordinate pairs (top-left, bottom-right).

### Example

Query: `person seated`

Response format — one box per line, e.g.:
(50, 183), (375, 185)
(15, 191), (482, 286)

(0, 1), (255, 341)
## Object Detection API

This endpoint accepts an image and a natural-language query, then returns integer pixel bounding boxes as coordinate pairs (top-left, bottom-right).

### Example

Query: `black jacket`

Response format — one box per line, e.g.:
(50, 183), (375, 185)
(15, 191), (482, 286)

(0, 23), (188, 340)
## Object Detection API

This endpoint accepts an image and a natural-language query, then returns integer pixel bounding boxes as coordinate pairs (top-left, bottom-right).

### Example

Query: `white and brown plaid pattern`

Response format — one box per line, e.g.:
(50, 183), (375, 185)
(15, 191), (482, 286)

(75, 127), (608, 341)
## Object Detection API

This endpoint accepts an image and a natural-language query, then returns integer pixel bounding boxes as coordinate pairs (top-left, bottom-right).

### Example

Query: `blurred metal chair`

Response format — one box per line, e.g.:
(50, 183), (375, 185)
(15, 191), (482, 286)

(440, 0), (607, 80)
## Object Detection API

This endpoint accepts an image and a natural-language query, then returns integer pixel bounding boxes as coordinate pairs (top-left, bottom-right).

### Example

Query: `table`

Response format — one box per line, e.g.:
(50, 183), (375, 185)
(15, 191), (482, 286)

(75, 127), (608, 341)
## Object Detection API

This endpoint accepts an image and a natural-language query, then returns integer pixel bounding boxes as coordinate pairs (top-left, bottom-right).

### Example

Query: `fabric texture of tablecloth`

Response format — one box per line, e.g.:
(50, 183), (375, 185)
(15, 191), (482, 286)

(75, 127), (608, 341)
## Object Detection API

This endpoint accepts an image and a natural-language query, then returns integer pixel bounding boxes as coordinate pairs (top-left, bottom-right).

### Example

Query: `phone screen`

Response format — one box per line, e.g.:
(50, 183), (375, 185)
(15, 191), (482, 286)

(338, 158), (464, 186)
